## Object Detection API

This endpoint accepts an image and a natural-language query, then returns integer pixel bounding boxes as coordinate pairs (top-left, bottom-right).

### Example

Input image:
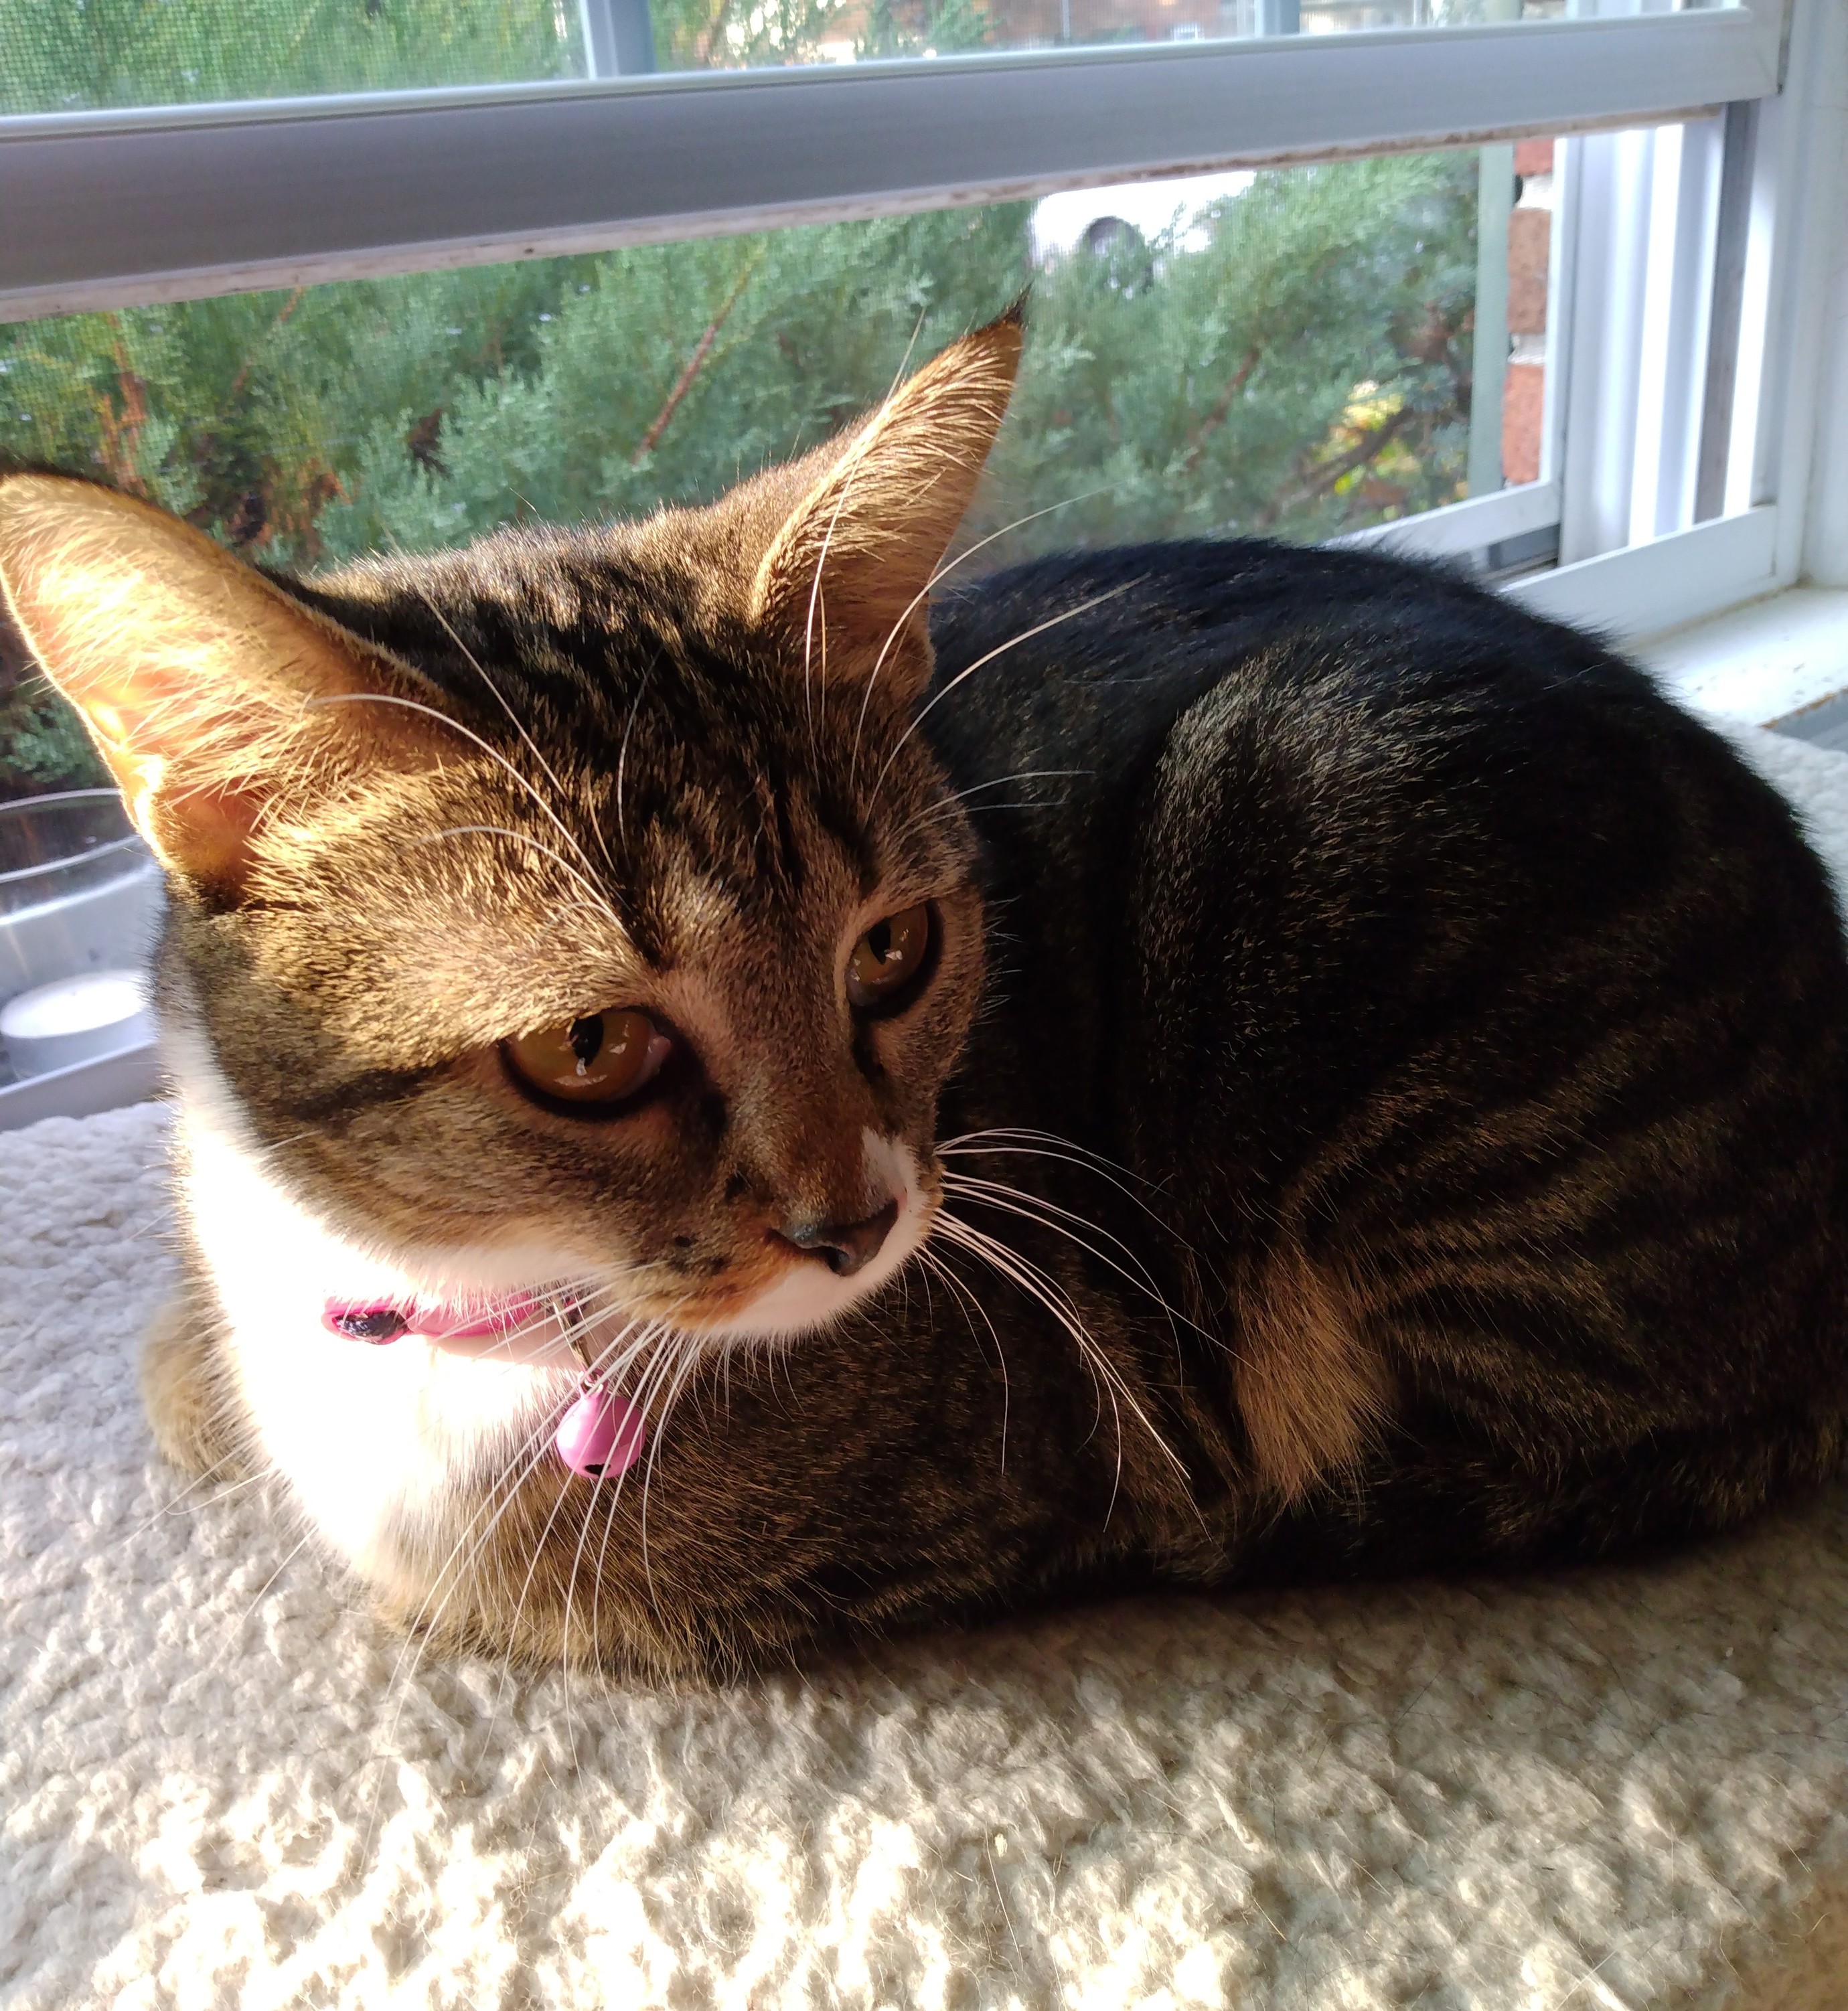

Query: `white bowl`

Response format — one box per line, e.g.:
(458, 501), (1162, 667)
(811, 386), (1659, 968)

(0, 968), (153, 1079)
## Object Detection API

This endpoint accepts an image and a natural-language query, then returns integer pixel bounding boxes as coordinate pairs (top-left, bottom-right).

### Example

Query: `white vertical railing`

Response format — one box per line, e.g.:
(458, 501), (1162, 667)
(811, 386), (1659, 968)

(1555, 106), (1757, 564)
(1468, 143), (1515, 501)
(1557, 127), (1655, 563)
(1638, 115), (1721, 538)
(579, 0), (657, 76)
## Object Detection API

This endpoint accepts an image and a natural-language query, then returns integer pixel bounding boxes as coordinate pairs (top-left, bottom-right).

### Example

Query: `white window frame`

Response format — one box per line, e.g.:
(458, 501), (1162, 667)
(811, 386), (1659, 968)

(0, 0), (1840, 643)
(3, 0), (1845, 1129)
(0, 5), (1786, 319)
(1498, 0), (1848, 641)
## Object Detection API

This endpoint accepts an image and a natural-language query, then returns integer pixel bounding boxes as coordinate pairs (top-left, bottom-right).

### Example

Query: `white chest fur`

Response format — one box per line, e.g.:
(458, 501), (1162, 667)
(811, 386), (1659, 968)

(167, 1026), (932, 1585)
(176, 1097), (574, 1580)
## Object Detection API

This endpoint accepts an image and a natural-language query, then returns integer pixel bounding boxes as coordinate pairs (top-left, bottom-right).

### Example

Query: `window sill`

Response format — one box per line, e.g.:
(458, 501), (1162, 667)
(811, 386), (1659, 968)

(1638, 584), (1848, 731)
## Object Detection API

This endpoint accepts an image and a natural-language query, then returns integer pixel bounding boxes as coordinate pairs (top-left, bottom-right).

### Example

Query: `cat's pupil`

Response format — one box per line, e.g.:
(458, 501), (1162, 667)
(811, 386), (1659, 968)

(868, 921), (893, 963)
(568, 1015), (604, 1067)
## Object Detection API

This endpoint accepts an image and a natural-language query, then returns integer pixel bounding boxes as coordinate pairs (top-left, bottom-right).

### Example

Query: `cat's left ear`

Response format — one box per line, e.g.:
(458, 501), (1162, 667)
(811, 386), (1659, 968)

(749, 307), (1023, 694)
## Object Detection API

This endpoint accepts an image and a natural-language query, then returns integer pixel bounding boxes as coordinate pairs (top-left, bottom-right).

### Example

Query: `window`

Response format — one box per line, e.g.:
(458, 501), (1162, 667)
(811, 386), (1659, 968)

(1, 0), (1845, 1118)
(0, 154), (1488, 573)
(1, 0), (1821, 595)
(0, 0), (1712, 113)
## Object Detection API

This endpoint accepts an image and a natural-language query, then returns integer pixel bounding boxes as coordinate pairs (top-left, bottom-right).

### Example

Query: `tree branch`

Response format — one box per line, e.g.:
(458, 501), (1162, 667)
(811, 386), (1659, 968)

(1180, 345), (1262, 473)
(1259, 401), (1415, 527)
(631, 255), (762, 467)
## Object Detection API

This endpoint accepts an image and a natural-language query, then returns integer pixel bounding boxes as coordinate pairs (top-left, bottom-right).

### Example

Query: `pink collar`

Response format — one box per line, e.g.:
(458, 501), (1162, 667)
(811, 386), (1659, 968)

(322, 1291), (644, 1478)
(322, 1292), (545, 1344)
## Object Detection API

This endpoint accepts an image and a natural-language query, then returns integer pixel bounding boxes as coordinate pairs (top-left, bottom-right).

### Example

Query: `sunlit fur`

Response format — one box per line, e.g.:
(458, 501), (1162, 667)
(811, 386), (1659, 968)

(7, 305), (1848, 1683)
(0, 320), (1024, 1674)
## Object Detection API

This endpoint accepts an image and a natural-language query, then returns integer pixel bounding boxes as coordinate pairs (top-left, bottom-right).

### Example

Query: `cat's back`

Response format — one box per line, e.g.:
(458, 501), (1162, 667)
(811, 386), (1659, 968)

(929, 536), (1685, 801)
(928, 538), (1848, 1567)
(924, 538), (1844, 1111)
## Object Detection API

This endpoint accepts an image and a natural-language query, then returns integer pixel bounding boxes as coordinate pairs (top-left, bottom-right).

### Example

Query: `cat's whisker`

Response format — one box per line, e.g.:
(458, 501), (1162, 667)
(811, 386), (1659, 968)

(368, 1279), (629, 1703)
(938, 1171), (1205, 1344)
(917, 1244), (1012, 1473)
(939, 1126), (1186, 1216)
(587, 1315), (690, 1660)
(238, 1521), (319, 1627)
(613, 655), (660, 857)
(801, 464), (864, 746)
(401, 823), (626, 941)
(306, 690), (615, 921)
(380, 537), (619, 885)
(939, 1124), (1155, 1182)
(931, 1212), (1134, 1516)
(374, 1370), (596, 1742)
(637, 1328), (706, 1628)
(889, 769), (1087, 848)
(444, 1397), (615, 1769)
(848, 490), (1109, 787)
(934, 1209), (1189, 1504)
(907, 798), (1054, 832)
(125, 1445), (251, 1538)
(486, 1301), (699, 1711)
(868, 582), (1142, 809)
(553, 1313), (676, 1731)
(939, 1170), (1208, 1399)
(545, 1312), (690, 1676)
(356, 1406), (576, 1869)
(883, 306), (931, 408)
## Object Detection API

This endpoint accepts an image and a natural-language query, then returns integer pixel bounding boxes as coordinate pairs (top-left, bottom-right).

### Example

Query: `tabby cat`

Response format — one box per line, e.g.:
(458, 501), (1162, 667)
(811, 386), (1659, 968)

(3, 311), (1845, 1680)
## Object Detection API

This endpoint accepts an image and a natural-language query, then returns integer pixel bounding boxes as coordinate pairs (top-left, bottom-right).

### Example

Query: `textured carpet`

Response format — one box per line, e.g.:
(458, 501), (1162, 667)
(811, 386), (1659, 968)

(6, 721), (1848, 2011)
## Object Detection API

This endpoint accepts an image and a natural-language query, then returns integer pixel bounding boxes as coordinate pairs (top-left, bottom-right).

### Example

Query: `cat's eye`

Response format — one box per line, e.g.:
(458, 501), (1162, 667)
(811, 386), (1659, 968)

(503, 1008), (670, 1107)
(846, 904), (933, 1010)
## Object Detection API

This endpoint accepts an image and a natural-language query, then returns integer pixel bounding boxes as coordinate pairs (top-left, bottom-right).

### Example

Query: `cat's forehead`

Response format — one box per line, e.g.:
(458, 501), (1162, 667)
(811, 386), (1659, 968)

(315, 537), (810, 754)
(304, 533), (956, 958)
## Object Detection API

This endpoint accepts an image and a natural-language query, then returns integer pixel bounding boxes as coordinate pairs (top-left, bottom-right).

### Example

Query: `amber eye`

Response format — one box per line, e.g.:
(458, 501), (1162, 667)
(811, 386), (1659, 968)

(504, 1008), (670, 1107)
(846, 903), (932, 1010)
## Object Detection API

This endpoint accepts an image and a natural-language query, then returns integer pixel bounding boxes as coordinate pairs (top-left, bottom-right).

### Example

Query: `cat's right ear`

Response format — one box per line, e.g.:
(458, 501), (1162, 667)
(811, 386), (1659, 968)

(746, 309), (1023, 698)
(0, 475), (436, 903)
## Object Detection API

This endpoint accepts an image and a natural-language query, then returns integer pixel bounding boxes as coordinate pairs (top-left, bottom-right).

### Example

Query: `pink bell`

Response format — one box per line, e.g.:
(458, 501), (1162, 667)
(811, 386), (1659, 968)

(556, 1386), (645, 1478)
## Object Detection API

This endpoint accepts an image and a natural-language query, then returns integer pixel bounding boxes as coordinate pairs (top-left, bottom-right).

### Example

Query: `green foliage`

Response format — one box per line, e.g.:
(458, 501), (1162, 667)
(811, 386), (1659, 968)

(313, 208), (1035, 556)
(1, 261), (591, 558)
(0, 7), (1477, 800)
(981, 152), (1476, 562)
(0, 676), (108, 796)
(0, 0), (580, 114)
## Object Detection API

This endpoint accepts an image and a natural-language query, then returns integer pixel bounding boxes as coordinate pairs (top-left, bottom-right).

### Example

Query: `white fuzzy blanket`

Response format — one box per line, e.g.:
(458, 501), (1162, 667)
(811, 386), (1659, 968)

(8, 722), (1848, 2011)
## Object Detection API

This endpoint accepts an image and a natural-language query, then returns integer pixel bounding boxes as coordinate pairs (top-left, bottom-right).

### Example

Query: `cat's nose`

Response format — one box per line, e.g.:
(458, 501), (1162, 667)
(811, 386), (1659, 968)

(778, 1200), (899, 1277)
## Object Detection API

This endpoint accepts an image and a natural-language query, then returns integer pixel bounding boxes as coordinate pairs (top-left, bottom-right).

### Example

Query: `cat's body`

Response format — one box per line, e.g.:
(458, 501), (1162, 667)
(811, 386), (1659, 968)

(929, 542), (1848, 1581)
(3, 316), (1845, 1679)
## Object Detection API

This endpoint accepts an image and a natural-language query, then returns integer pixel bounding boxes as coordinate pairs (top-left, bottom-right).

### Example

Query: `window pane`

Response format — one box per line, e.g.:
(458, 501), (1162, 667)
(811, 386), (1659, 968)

(0, 1), (584, 114)
(0, 0), (1691, 114)
(1, 149), (1484, 809)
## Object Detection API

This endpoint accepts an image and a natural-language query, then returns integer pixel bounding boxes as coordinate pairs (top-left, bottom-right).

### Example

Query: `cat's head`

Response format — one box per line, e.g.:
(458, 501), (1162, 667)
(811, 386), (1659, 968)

(0, 313), (1022, 1348)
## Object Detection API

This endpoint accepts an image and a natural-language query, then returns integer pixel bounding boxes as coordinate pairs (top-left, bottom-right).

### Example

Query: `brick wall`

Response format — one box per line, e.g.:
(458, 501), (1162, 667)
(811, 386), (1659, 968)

(1502, 137), (1553, 486)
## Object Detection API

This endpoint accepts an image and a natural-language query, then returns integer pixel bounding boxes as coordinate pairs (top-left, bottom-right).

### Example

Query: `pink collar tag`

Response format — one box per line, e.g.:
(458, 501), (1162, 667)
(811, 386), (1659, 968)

(556, 1385), (646, 1477)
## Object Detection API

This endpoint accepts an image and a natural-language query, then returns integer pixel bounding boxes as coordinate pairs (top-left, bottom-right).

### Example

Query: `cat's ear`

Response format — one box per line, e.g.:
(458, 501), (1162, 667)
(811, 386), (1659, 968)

(0, 473), (435, 902)
(748, 307), (1022, 690)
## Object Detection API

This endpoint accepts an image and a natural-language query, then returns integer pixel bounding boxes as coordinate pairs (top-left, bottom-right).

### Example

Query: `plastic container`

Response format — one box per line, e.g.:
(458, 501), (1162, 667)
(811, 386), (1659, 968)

(0, 790), (165, 1009)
